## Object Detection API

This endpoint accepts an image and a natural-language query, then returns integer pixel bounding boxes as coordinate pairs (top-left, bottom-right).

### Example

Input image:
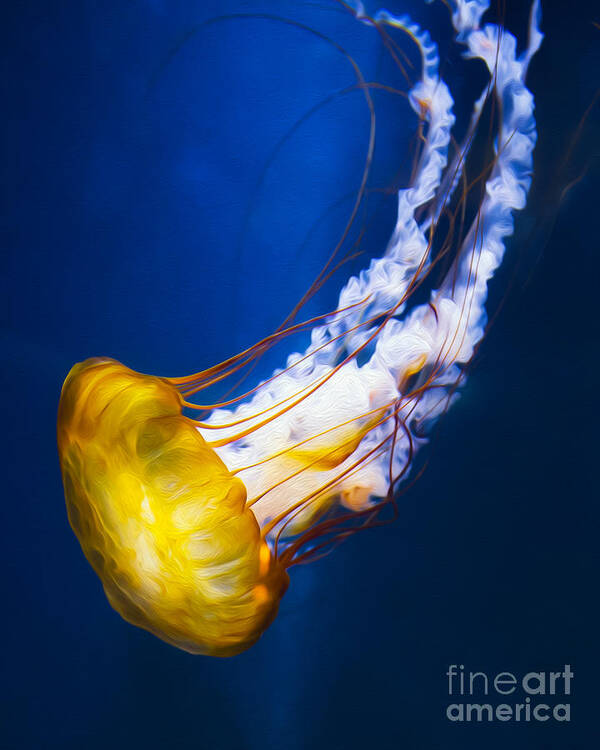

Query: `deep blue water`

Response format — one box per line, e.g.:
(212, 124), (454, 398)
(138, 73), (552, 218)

(2, 1), (599, 748)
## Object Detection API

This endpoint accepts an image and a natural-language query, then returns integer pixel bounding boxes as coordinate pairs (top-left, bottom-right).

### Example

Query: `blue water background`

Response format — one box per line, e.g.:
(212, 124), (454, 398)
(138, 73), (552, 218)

(2, 1), (599, 748)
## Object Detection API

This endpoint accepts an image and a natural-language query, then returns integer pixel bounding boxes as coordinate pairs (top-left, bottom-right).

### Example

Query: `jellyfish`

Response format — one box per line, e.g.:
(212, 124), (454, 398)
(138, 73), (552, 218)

(57, 0), (543, 656)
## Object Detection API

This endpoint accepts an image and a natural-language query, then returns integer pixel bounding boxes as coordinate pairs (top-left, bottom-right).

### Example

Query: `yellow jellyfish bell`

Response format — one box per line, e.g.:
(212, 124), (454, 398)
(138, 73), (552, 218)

(57, 358), (288, 656)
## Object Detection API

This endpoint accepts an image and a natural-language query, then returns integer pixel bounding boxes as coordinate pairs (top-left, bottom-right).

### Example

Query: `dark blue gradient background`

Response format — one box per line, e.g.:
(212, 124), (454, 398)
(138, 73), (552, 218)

(2, 1), (599, 748)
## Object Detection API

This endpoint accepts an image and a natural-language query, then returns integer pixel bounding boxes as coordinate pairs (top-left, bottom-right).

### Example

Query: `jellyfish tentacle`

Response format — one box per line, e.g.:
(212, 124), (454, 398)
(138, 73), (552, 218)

(370, 0), (544, 460)
(436, 0), (544, 359)
(444, 0), (490, 39)
(310, 10), (458, 360)
(209, 1), (543, 536)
